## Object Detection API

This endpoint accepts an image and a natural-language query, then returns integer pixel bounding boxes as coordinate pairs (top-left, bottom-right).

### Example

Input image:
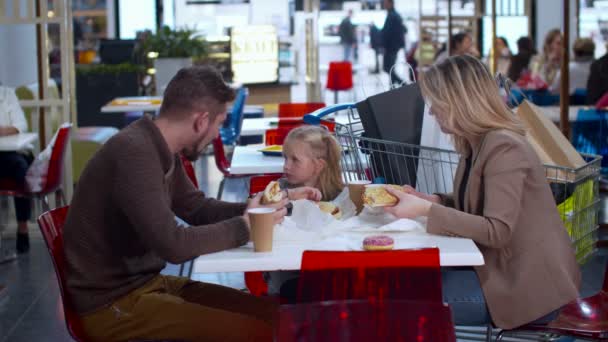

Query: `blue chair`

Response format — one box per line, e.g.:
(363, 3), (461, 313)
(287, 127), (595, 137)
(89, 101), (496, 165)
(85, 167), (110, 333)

(220, 87), (248, 146)
(571, 88), (588, 106)
(571, 108), (608, 174)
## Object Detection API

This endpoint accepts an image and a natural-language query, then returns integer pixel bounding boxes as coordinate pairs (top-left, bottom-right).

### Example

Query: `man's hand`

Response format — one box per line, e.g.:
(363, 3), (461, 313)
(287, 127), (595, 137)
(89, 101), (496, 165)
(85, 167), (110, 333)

(0, 126), (18, 137)
(383, 186), (432, 219)
(401, 185), (442, 204)
(287, 187), (322, 202)
(243, 193), (288, 228)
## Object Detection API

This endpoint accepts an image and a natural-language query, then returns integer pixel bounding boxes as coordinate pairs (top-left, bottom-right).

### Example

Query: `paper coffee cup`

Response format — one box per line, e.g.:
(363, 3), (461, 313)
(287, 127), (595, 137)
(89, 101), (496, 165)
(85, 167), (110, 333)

(247, 208), (276, 252)
(348, 180), (372, 214)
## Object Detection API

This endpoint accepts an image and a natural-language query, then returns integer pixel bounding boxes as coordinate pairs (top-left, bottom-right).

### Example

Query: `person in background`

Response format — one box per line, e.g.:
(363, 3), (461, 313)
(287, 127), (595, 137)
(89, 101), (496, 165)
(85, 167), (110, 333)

(549, 37), (595, 96)
(494, 37), (512, 76)
(381, 0), (407, 86)
(338, 10), (356, 62)
(530, 29), (562, 86)
(586, 44), (608, 105)
(370, 22), (383, 74)
(385, 55), (580, 329)
(63, 67), (321, 341)
(434, 32), (480, 64)
(507, 36), (536, 82)
(0, 85), (32, 254)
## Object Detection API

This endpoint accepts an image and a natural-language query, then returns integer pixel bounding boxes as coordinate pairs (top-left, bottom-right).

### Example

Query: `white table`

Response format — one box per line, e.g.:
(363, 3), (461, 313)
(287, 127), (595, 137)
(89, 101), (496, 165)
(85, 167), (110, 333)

(538, 106), (587, 123)
(101, 96), (162, 113)
(240, 114), (358, 137)
(0, 133), (37, 151)
(193, 230), (484, 273)
(230, 145), (284, 175)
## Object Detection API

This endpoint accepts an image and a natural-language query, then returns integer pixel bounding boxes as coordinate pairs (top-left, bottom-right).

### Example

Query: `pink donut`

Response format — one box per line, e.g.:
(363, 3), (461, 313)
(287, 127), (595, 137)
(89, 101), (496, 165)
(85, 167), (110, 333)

(363, 235), (395, 251)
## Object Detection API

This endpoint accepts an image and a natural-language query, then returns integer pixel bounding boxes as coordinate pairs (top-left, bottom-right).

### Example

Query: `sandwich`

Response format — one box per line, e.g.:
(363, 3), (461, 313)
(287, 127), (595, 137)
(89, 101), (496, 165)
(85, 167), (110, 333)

(362, 185), (403, 207)
(317, 201), (342, 219)
(262, 181), (284, 204)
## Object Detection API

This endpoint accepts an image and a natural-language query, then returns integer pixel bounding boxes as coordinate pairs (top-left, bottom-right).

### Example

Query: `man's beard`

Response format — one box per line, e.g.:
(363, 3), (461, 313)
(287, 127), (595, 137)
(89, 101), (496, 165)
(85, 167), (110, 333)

(182, 131), (209, 162)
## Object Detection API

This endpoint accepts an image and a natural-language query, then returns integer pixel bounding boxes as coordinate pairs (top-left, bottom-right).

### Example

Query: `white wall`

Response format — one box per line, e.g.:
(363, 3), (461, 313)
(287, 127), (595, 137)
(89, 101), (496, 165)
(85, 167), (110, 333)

(535, 0), (577, 53)
(249, 0), (289, 36)
(0, 24), (37, 87)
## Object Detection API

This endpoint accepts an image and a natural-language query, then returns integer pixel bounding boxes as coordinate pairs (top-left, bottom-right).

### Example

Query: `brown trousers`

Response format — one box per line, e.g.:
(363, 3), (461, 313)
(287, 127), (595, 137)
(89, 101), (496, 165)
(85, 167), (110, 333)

(80, 275), (278, 342)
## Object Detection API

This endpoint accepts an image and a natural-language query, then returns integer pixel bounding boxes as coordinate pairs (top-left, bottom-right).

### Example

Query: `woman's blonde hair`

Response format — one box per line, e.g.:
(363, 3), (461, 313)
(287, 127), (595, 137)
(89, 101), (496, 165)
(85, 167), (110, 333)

(542, 29), (562, 58)
(283, 125), (344, 201)
(419, 54), (526, 153)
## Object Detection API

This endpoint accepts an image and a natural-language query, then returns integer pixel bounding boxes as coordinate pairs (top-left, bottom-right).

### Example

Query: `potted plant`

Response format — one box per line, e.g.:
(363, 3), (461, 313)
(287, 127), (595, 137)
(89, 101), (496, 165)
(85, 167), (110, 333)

(144, 26), (208, 95)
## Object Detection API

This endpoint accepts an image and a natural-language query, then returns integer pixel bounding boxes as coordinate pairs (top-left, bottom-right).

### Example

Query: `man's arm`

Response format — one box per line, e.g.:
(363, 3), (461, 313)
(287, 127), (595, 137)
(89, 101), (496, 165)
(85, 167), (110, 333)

(171, 159), (247, 226)
(113, 142), (249, 264)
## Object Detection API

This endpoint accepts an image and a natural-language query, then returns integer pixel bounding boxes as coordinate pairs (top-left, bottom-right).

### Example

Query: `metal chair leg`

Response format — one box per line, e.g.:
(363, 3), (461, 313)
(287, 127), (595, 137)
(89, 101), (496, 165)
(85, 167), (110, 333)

(55, 188), (66, 207)
(178, 263), (185, 277)
(187, 259), (194, 279)
(486, 324), (493, 342)
(217, 178), (226, 200)
(42, 196), (50, 212)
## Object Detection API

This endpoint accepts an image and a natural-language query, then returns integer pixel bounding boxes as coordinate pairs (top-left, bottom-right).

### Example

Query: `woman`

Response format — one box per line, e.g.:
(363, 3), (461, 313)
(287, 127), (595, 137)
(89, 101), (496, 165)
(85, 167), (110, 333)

(530, 29), (562, 86)
(384, 55), (580, 329)
(434, 32), (480, 64)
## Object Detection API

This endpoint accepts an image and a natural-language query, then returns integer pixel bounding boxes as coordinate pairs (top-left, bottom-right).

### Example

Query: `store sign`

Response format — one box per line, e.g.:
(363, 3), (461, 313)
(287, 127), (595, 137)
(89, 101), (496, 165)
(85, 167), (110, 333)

(231, 25), (279, 84)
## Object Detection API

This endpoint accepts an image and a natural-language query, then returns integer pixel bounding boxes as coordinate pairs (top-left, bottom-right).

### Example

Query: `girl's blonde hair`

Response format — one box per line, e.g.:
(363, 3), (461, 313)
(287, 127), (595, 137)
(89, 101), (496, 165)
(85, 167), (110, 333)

(283, 125), (344, 201)
(419, 54), (526, 153)
(542, 29), (562, 58)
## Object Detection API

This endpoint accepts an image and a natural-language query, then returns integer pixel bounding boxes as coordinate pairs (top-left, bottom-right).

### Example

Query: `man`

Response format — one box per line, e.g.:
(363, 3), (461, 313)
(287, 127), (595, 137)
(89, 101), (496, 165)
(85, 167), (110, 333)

(64, 67), (314, 341)
(587, 46), (608, 105)
(369, 22), (382, 74)
(0, 85), (32, 254)
(338, 10), (356, 62)
(381, 0), (406, 86)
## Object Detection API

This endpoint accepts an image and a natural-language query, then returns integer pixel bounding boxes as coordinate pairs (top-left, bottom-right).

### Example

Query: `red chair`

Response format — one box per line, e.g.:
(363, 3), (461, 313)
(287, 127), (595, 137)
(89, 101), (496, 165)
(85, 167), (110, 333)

(0, 124), (72, 211)
(179, 154), (198, 188)
(496, 260), (608, 341)
(296, 248), (442, 303)
(276, 299), (456, 342)
(326, 61), (354, 104)
(37, 206), (86, 341)
(244, 174), (283, 297)
(212, 136), (255, 199)
(38, 206), (187, 342)
(265, 128), (293, 146)
(278, 102), (325, 119)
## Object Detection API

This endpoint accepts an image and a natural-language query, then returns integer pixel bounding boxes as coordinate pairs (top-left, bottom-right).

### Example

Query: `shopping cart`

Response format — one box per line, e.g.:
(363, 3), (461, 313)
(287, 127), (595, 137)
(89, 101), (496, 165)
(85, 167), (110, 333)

(304, 103), (602, 264)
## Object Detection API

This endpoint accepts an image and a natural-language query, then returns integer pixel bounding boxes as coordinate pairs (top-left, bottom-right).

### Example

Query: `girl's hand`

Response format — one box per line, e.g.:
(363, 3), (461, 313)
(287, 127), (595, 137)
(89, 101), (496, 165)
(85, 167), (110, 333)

(287, 187), (322, 202)
(384, 186), (432, 219)
(401, 185), (442, 204)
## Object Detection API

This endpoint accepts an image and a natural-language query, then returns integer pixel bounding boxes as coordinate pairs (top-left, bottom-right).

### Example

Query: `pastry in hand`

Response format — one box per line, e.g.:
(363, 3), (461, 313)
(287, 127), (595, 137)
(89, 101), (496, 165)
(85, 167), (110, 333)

(362, 185), (403, 207)
(363, 235), (394, 251)
(262, 181), (284, 204)
(317, 201), (342, 219)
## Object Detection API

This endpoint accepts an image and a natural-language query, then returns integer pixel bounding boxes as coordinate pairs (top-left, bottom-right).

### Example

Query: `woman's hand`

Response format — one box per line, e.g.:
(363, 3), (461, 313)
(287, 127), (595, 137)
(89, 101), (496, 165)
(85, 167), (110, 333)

(287, 187), (322, 202)
(243, 193), (288, 227)
(384, 186), (433, 219)
(401, 185), (442, 204)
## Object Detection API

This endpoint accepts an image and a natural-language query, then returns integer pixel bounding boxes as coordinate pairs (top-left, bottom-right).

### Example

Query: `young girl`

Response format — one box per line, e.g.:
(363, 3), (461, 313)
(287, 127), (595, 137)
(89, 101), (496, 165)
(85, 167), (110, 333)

(281, 125), (344, 201)
(266, 125), (344, 298)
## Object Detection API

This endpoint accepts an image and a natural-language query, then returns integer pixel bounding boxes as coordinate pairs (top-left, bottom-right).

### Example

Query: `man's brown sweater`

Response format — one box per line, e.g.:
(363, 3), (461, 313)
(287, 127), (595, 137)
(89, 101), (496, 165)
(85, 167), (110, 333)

(64, 117), (249, 314)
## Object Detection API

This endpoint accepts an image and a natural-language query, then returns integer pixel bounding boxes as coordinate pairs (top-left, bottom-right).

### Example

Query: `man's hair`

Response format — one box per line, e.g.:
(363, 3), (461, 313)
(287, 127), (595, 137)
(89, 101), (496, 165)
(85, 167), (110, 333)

(159, 66), (235, 120)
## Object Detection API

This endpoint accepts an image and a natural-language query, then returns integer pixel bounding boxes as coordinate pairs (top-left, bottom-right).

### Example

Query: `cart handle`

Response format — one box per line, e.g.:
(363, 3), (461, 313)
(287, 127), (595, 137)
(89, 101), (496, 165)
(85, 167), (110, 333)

(303, 103), (356, 125)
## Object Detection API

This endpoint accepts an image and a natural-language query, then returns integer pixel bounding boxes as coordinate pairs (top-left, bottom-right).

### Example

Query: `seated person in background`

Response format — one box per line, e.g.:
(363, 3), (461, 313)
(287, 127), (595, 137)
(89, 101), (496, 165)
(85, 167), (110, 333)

(0, 85), (33, 253)
(587, 44), (608, 105)
(385, 55), (580, 330)
(265, 125), (344, 298)
(63, 66), (317, 342)
(530, 29), (562, 86)
(549, 37), (595, 95)
(434, 32), (480, 65)
(507, 36), (536, 82)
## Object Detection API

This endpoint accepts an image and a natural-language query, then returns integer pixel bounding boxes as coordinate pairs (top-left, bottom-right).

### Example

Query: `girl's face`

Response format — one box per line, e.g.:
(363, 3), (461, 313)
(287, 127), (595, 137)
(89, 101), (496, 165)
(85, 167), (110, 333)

(283, 141), (325, 186)
(549, 35), (563, 59)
